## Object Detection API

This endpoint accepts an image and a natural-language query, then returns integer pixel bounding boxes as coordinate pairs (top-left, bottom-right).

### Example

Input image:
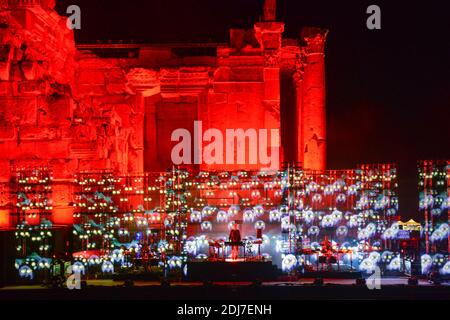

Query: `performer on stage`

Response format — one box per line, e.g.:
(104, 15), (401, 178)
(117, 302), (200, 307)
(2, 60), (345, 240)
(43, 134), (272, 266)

(229, 223), (241, 260)
(321, 236), (333, 254)
(141, 241), (150, 272)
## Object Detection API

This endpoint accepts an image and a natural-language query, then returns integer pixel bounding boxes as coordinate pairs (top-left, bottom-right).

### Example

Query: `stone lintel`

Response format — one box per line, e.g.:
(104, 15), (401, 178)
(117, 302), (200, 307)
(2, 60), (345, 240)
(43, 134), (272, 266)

(301, 27), (329, 55)
(254, 22), (285, 51)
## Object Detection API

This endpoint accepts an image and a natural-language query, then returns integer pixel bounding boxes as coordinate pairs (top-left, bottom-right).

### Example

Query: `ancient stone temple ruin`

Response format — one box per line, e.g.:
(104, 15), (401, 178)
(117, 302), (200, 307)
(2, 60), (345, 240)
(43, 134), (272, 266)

(0, 0), (328, 228)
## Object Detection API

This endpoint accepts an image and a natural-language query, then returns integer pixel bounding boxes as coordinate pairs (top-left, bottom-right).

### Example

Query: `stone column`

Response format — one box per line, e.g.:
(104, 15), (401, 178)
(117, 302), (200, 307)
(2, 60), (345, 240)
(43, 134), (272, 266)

(301, 28), (328, 172)
(294, 52), (305, 167)
(255, 22), (285, 170)
(131, 93), (145, 174)
(144, 97), (159, 171)
(263, 50), (282, 169)
(126, 68), (160, 172)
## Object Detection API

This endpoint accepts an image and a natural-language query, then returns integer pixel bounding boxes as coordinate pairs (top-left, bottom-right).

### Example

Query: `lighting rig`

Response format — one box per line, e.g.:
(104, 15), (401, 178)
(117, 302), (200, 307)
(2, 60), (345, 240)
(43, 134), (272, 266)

(11, 164), (404, 280)
(419, 160), (450, 276)
(11, 166), (54, 280)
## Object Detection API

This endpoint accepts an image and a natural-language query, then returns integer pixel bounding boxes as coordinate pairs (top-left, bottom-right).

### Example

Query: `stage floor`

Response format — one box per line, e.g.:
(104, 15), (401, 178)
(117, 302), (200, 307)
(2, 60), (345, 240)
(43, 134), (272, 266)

(1, 278), (449, 300)
(185, 261), (280, 282)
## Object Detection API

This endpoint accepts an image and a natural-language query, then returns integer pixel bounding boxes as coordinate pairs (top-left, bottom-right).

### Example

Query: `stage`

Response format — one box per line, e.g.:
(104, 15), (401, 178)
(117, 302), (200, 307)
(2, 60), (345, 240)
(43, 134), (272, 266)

(297, 271), (362, 279)
(184, 261), (280, 282)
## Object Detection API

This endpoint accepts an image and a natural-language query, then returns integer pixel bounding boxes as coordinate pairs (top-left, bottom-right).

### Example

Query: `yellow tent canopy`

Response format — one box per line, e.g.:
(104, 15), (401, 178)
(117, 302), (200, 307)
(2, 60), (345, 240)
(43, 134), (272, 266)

(399, 219), (421, 231)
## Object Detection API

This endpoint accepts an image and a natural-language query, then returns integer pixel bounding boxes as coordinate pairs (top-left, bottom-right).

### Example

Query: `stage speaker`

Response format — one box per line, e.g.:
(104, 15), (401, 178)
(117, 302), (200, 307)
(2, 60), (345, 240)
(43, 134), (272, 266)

(329, 257), (337, 264)
(160, 279), (170, 287)
(52, 227), (73, 260)
(124, 279), (134, 287)
(314, 278), (324, 286)
(203, 280), (213, 287)
(356, 278), (366, 286)
(408, 277), (418, 286)
(411, 261), (421, 276)
(0, 230), (16, 288)
(428, 272), (442, 285)
(252, 279), (262, 287)
(186, 261), (278, 282)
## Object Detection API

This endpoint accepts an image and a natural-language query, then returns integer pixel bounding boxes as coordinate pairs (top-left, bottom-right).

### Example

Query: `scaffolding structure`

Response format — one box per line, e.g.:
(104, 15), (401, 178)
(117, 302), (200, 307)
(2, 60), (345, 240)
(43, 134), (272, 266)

(419, 160), (450, 256)
(11, 165), (54, 280)
(11, 164), (402, 280)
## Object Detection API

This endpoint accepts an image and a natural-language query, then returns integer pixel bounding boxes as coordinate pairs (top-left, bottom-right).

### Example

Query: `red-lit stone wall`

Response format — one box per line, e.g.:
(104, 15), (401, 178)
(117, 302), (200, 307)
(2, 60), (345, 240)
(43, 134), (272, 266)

(0, 2), (328, 228)
(0, 1), (77, 227)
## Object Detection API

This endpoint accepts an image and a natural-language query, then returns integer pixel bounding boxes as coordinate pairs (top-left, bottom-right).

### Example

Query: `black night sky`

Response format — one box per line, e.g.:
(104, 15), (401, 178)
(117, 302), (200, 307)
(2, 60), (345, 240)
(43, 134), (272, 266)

(55, 0), (450, 220)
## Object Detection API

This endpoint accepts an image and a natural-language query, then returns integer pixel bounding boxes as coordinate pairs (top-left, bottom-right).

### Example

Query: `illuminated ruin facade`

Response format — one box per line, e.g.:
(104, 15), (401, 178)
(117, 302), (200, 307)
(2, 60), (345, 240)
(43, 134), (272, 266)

(0, 0), (327, 228)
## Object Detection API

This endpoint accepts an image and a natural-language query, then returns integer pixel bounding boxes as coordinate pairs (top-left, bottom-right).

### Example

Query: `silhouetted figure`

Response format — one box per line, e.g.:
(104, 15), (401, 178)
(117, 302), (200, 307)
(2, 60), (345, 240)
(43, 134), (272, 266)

(229, 224), (242, 260)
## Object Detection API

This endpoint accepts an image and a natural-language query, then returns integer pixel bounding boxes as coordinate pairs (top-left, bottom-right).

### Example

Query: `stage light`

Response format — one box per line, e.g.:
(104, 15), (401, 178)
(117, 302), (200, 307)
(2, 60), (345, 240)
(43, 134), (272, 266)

(19, 266), (33, 280)
(101, 261), (114, 273)
(216, 211), (228, 223)
(255, 221), (266, 230)
(431, 208), (443, 217)
(189, 210), (201, 223)
(185, 241), (197, 255)
(381, 251), (394, 263)
(336, 226), (348, 237)
(387, 257), (401, 271)
(168, 256), (183, 269)
(254, 205), (265, 216)
(381, 227), (397, 240)
(440, 261), (450, 275)
(228, 206), (239, 217)
(158, 240), (169, 253)
(321, 214), (335, 228)
(282, 254), (297, 272)
(303, 210), (315, 224)
(72, 262), (85, 275)
(336, 193), (346, 203)
(202, 206), (216, 218)
(243, 210), (256, 223)
(111, 249), (124, 263)
(424, 194), (435, 209)
(360, 258), (376, 273)
(369, 252), (381, 263)
(89, 255), (101, 266)
(281, 216), (291, 232)
(307, 182), (318, 193)
(269, 209), (281, 222)
(312, 194), (322, 203)
(308, 226), (320, 237)
(201, 221), (212, 231)
(324, 185), (334, 196)
(432, 254), (446, 268)
(196, 254), (208, 260)
(38, 259), (51, 270)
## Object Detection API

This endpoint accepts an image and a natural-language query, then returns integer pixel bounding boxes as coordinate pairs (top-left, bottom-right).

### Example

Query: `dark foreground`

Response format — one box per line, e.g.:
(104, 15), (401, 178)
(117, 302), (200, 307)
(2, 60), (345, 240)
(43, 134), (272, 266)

(1, 279), (450, 300)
